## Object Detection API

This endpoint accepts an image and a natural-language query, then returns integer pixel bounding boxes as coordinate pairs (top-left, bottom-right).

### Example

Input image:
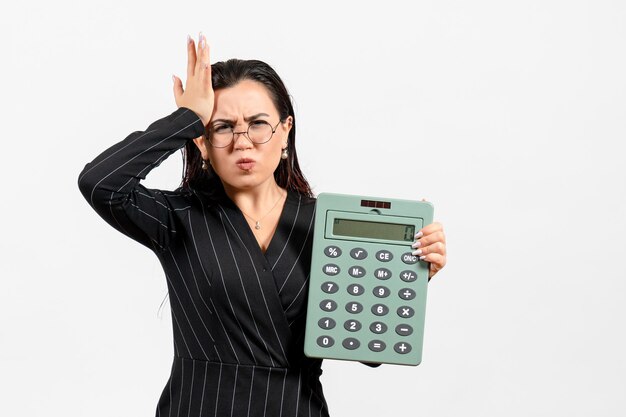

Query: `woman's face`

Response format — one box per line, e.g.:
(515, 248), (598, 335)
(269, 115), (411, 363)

(193, 79), (292, 192)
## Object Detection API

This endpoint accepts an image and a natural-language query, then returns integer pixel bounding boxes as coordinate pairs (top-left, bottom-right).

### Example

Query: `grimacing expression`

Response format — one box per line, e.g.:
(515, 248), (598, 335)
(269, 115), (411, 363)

(193, 79), (292, 191)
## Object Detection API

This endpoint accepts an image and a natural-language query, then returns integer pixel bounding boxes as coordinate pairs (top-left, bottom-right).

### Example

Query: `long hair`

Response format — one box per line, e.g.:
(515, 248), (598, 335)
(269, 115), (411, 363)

(180, 59), (313, 198)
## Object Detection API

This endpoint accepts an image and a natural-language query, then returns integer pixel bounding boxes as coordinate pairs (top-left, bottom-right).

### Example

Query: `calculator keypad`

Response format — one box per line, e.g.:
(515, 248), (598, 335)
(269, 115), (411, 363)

(314, 241), (425, 361)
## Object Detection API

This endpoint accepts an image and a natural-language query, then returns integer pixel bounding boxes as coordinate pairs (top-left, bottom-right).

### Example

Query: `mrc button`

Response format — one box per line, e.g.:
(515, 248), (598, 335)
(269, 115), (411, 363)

(375, 250), (393, 262)
(322, 264), (340, 276)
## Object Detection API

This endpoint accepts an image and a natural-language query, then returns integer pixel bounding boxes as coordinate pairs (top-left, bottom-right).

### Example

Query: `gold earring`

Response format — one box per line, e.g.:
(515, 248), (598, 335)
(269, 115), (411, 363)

(281, 148), (288, 160)
(201, 159), (210, 170)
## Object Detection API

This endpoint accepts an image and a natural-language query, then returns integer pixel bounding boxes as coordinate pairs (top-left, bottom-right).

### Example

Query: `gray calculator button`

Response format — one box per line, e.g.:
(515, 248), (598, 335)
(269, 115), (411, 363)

(398, 288), (416, 300)
(347, 284), (365, 296)
(320, 299), (337, 312)
(369, 321), (388, 334)
(368, 340), (386, 352)
(374, 268), (392, 280)
(324, 246), (342, 258)
(348, 266), (366, 278)
(371, 304), (389, 316)
(375, 250), (393, 262)
(401, 252), (419, 264)
(394, 342), (412, 354)
(397, 306), (415, 318)
(400, 270), (417, 282)
(318, 317), (336, 330)
(317, 336), (335, 348)
(373, 286), (390, 298)
(344, 319), (362, 332)
(346, 302), (363, 314)
(342, 338), (361, 350)
(322, 281), (339, 294)
(395, 324), (413, 336)
(322, 264), (340, 276)
(350, 248), (368, 260)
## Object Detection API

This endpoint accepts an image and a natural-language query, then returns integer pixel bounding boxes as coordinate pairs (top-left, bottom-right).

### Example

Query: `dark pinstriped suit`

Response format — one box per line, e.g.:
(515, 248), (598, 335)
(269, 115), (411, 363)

(77, 107), (379, 417)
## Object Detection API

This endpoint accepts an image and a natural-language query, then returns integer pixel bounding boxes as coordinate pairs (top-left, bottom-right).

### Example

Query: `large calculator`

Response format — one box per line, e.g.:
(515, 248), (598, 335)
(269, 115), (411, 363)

(303, 193), (434, 366)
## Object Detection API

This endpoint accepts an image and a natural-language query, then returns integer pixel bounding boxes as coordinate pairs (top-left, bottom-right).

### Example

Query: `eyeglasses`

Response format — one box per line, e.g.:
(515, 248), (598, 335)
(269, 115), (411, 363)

(207, 120), (282, 148)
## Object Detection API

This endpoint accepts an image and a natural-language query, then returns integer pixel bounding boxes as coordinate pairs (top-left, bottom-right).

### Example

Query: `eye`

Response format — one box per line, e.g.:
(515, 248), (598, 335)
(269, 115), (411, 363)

(213, 124), (232, 133)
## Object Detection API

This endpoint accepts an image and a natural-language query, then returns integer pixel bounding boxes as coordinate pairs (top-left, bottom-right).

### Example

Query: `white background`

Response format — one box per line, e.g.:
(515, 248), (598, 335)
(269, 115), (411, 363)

(1, 0), (625, 416)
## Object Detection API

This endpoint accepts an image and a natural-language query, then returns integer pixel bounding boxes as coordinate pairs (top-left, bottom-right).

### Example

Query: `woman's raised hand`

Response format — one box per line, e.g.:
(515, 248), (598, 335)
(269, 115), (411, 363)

(173, 32), (215, 127)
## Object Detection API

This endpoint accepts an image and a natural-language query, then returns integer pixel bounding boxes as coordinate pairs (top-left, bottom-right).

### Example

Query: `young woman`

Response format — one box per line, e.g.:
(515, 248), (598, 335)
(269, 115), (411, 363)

(77, 32), (447, 417)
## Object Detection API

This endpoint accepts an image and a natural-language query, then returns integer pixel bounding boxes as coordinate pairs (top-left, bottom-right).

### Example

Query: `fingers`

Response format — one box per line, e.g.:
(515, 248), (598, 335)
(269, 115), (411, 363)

(195, 32), (210, 74)
(172, 75), (183, 100)
(417, 221), (444, 239)
(424, 253), (446, 280)
(187, 34), (196, 80)
(412, 219), (446, 280)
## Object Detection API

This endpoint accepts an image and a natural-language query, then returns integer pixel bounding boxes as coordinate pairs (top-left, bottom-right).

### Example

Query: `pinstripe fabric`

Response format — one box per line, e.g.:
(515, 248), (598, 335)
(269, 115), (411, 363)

(78, 107), (344, 416)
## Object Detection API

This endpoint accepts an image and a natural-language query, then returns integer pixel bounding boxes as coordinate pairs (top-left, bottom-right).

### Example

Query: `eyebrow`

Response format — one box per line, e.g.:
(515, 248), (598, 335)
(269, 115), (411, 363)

(211, 113), (270, 125)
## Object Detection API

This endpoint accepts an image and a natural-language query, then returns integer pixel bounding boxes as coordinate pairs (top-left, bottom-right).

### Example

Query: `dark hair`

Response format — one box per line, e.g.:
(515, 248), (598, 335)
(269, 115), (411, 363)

(180, 59), (314, 198)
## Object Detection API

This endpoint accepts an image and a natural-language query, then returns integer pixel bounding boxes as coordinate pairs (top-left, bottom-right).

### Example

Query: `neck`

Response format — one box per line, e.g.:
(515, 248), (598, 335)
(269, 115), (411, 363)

(221, 178), (286, 215)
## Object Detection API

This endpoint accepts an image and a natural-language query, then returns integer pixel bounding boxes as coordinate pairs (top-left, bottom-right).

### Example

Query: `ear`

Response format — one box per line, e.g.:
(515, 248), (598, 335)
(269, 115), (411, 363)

(284, 115), (293, 131)
(283, 115), (293, 148)
(192, 135), (210, 160)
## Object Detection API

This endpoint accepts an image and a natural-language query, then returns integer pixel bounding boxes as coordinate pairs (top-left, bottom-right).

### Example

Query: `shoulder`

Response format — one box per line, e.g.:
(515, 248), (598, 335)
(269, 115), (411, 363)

(287, 189), (317, 209)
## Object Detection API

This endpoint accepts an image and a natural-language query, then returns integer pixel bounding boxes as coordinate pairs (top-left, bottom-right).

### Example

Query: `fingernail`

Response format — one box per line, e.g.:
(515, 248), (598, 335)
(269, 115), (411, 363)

(411, 241), (421, 249)
(419, 255), (426, 260)
(412, 249), (422, 256)
(172, 74), (175, 83)
(187, 34), (191, 45)
(415, 231), (423, 239)
(199, 31), (205, 49)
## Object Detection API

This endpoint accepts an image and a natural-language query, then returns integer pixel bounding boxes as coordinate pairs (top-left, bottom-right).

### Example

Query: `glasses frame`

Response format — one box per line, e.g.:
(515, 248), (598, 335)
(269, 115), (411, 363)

(207, 119), (283, 148)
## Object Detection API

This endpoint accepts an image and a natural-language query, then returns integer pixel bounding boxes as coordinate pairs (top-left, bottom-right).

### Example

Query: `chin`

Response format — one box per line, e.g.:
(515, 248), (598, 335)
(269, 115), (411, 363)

(221, 172), (270, 191)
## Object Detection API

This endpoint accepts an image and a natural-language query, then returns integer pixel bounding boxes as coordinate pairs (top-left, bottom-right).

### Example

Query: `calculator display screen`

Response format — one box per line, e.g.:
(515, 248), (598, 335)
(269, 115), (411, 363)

(333, 218), (415, 242)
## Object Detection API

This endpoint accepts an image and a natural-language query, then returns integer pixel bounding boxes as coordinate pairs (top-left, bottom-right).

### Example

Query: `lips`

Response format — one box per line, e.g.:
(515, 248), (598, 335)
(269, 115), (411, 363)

(236, 158), (256, 171)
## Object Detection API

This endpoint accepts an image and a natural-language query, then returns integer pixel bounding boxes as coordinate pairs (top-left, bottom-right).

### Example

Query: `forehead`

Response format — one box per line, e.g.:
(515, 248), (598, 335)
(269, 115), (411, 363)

(212, 79), (277, 120)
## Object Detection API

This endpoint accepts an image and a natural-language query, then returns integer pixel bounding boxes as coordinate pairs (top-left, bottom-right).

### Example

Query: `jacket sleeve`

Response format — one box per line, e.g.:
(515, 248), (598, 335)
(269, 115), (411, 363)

(77, 107), (206, 252)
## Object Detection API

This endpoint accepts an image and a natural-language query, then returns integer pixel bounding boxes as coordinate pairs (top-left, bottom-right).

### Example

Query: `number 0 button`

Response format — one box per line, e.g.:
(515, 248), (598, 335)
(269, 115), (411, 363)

(317, 336), (335, 348)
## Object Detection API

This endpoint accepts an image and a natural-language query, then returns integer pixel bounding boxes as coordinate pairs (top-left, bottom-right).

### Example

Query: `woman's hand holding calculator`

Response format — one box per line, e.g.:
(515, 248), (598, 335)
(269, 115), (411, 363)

(412, 219), (446, 280)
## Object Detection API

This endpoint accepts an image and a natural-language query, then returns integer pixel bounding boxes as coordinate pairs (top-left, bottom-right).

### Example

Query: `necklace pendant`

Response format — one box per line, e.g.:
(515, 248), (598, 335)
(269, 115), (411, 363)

(255, 221), (261, 230)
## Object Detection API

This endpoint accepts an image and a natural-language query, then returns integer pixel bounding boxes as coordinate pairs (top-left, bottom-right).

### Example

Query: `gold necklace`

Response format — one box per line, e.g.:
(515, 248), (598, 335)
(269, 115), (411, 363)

(238, 190), (286, 230)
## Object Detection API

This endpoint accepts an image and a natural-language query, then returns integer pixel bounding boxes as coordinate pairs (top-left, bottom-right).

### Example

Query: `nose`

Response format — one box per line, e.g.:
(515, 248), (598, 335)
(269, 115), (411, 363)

(233, 129), (254, 150)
